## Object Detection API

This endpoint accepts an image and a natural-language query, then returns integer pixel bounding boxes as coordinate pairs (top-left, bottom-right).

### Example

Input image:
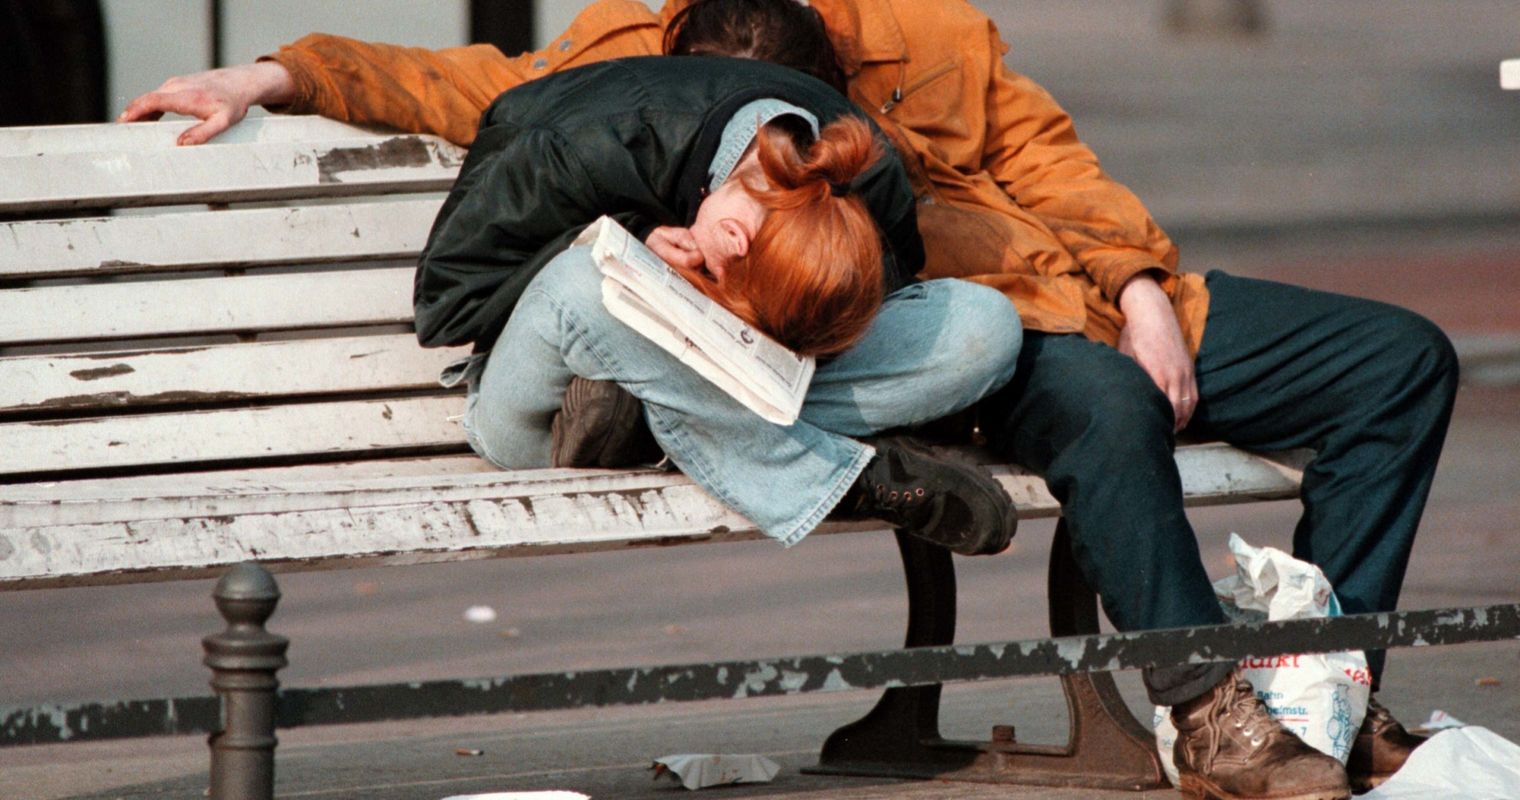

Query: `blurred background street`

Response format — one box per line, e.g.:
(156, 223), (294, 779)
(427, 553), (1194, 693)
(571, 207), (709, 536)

(2, 1), (1518, 798)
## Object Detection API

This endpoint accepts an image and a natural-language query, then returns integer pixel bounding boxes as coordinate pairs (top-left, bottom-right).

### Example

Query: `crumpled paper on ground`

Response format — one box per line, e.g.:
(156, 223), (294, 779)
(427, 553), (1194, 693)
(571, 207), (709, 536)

(1361, 727), (1520, 799)
(651, 754), (780, 790)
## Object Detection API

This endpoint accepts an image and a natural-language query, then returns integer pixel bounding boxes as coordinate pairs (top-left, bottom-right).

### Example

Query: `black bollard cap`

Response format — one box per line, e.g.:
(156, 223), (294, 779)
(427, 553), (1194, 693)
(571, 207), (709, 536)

(214, 562), (281, 603)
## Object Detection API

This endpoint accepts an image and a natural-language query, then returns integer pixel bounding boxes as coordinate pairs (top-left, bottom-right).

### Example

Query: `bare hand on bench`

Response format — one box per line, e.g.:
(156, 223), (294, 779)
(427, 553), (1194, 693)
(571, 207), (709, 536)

(118, 62), (296, 146)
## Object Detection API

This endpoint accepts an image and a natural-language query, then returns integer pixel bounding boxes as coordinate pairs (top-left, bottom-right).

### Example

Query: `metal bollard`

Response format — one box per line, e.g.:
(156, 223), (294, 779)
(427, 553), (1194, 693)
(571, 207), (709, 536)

(203, 562), (289, 800)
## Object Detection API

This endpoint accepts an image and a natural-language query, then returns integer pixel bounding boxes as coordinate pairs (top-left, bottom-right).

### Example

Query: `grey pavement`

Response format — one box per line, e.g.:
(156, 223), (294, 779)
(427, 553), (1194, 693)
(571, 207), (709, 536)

(3, 2), (1520, 798)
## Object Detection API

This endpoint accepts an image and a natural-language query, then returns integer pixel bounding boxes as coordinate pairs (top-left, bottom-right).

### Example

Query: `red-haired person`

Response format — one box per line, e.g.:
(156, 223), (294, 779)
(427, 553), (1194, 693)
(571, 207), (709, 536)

(415, 55), (1022, 556)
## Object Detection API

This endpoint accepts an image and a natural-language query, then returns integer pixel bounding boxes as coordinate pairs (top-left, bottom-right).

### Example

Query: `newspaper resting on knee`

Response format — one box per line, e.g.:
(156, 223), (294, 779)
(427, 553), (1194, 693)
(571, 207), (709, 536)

(578, 215), (814, 425)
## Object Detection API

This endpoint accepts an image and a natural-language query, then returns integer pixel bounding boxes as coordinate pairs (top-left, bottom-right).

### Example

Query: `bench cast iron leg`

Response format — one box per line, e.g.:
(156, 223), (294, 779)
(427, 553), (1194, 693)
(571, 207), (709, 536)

(810, 530), (964, 773)
(203, 562), (289, 800)
(810, 523), (1167, 790)
(1044, 520), (1168, 788)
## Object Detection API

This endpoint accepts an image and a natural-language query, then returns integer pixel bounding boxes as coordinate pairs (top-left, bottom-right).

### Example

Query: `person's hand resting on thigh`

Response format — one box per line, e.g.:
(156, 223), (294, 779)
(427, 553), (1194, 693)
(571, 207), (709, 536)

(1118, 274), (1197, 432)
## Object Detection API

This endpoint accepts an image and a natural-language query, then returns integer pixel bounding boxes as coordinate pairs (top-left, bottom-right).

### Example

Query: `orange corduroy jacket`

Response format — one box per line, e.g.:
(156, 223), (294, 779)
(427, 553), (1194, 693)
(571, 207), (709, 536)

(265, 0), (1208, 353)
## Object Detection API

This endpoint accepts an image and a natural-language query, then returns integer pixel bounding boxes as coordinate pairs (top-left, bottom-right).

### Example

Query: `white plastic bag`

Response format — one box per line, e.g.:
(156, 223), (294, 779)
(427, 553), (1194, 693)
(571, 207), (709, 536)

(1361, 727), (1520, 799)
(1154, 534), (1372, 784)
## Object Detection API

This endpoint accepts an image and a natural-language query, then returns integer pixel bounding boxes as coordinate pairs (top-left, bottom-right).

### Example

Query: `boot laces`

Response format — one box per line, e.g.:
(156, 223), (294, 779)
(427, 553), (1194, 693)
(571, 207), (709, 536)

(873, 483), (927, 509)
(1195, 676), (1266, 768)
(1226, 678), (1268, 750)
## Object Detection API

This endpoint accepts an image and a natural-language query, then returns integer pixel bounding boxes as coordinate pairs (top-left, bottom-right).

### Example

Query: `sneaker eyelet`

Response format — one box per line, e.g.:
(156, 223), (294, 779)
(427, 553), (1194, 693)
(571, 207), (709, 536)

(914, 488), (925, 496)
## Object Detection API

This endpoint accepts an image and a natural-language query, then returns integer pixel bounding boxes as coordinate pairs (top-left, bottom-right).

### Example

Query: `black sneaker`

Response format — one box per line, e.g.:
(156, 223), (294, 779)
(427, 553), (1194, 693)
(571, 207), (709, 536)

(842, 436), (1017, 555)
(549, 378), (663, 468)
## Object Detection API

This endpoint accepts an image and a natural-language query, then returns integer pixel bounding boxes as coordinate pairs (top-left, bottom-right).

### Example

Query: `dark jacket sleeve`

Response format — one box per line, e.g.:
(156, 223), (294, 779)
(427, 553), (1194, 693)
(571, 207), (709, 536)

(853, 142), (924, 293)
(413, 122), (661, 349)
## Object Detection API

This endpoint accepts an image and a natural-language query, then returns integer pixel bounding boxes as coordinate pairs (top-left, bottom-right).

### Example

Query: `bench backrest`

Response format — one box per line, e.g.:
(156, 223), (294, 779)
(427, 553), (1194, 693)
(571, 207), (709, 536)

(0, 117), (471, 485)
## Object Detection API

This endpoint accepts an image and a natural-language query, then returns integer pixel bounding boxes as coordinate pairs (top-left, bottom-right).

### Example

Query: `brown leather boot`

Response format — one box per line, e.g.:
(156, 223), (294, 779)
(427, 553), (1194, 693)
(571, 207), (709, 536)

(1171, 671), (1350, 800)
(1346, 697), (1426, 792)
(550, 378), (662, 468)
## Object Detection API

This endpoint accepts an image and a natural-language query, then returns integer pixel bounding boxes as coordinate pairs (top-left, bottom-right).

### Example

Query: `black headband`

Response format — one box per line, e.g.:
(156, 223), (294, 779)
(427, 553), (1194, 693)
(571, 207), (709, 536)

(828, 180), (850, 197)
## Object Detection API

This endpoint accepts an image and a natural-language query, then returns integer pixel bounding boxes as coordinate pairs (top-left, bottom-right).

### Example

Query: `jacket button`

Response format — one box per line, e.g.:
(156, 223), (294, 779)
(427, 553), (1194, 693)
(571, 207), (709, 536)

(533, 58), (548, 70)
(559, 39), (573, 51)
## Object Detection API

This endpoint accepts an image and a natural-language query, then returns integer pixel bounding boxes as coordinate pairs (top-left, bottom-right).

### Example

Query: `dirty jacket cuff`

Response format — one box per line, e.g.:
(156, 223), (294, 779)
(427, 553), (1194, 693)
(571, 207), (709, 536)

(258, 46), (325, 116)
(1101, 258), (1177, 306)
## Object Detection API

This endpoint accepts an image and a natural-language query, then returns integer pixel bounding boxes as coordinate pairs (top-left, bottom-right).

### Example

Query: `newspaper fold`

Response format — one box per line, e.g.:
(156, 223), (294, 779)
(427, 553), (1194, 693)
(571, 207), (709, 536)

(576, 216), (815, 425)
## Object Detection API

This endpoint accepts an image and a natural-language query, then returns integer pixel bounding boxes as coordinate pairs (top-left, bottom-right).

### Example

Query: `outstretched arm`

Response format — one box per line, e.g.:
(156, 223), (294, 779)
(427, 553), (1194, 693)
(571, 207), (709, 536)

(118, 2), (663, 146)
(118, 62), (295, 146)
(118, 38), (521, 146)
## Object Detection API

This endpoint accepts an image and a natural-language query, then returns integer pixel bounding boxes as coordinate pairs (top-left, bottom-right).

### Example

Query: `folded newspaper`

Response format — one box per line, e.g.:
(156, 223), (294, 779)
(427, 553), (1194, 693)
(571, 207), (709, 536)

(574, 216), (815, 425)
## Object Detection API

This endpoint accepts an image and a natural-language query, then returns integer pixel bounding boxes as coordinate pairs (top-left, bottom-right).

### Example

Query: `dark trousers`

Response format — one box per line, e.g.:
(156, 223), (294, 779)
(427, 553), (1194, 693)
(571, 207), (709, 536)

(979, 272), (1459, 705)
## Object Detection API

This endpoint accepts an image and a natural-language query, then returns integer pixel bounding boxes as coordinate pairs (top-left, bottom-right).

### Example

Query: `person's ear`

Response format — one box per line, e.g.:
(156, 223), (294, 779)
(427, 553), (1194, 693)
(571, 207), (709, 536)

(718, 218), (751, 260)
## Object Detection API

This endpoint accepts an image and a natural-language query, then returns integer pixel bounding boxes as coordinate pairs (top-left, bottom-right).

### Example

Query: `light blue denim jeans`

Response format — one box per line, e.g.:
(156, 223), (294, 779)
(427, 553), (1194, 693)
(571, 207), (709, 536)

(462, 245), (1022, 546)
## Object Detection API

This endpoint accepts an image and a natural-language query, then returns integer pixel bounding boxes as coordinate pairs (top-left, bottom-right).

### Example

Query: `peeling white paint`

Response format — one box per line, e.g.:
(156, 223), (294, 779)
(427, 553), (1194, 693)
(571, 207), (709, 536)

(820, 668), (852, 692)
(743, 664), (778, 695)
(36, 705), (73, 740)
(1055, 639), (1088, 666)
(779, 670), (807, 693)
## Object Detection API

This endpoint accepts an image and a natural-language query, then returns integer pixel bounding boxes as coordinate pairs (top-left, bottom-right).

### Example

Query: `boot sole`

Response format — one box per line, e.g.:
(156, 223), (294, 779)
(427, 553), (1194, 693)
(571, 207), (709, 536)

(1177, 774), (1350, 800)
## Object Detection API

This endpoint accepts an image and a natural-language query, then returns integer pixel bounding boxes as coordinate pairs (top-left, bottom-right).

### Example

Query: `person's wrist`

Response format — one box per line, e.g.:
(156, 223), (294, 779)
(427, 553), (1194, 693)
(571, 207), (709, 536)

(1117, 272), (1165, 315)
(247, 61), (296, 107)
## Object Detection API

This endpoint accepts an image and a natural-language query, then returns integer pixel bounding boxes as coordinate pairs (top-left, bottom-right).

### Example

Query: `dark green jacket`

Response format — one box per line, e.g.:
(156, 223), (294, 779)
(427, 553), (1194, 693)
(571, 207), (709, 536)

(414, 55), (924, 350)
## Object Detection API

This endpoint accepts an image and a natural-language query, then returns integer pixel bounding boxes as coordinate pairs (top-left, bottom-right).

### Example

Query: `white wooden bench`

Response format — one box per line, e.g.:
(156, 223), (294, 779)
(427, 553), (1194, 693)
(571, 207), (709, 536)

(0, 116), (1317, 795)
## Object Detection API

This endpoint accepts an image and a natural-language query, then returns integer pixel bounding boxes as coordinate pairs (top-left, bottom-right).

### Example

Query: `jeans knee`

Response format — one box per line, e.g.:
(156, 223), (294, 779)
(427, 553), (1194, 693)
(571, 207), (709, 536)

(1414, 316), (1459, 391)
(526, 245), (604, 319)
(1383, 308), (1460, 398)
(1082, 388), (1174, 447)
(931, 280), (1023, 388)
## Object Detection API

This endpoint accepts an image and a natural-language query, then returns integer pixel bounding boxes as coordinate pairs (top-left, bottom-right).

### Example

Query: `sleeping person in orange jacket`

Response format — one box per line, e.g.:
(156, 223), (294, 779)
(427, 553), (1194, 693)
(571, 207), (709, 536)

(123, 2), (1452, 797)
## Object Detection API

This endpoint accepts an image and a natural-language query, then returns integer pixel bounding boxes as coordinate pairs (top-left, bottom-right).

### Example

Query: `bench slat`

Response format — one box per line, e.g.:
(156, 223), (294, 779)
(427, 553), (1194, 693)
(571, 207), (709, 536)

(0, 199), (441, 279)
(0, 456), (494, 506)
(0, 445), (1308, 587)
(0, 267), (413, 345)
(2, 464), (661, 528)
(0, 396), (465, 477)
(0, 136), (461, 213)
(0, 335), (468, 414)
(0, 116), (428, 157)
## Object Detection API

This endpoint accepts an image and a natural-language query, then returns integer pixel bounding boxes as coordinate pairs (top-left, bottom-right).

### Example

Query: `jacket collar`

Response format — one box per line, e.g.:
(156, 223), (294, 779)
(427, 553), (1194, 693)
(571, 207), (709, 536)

(813, 0), (906, 70)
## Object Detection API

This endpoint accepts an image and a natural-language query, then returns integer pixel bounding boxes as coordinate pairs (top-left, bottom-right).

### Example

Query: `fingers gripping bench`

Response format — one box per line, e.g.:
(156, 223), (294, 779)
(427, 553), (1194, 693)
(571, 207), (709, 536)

(0, 116), (1332, 794)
